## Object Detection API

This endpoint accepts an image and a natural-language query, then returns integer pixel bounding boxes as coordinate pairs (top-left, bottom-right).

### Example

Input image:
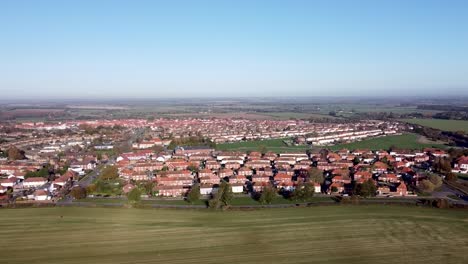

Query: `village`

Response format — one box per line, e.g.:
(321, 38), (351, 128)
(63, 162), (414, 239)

(0, 117), (466, 205)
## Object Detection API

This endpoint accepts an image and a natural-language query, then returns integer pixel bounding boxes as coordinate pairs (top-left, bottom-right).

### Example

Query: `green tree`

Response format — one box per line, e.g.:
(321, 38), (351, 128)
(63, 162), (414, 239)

(100, 165), (118, 180)
(209, 181), (233, 209)
(186, 183), (200, 204)
(127, 188), (142, 203)
(356, 179), (377, 197)
(259, 184), (276, 204)
(308, 168), (324, 183)
(291, 182), (315, 202)
(70, 186), (87, 200)
(352, 156), (361, 165)
(187, 164), (199, 173)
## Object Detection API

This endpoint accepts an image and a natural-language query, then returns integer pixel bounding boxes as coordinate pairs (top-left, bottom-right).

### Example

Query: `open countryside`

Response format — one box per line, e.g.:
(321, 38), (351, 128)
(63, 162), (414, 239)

(1, 206), (467, 264)
(401, 119), (468, 133)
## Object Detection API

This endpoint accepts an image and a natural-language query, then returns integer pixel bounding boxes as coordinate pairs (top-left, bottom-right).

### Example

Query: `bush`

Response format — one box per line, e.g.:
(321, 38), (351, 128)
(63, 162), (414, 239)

(70, 186), (87, 200)
(187, 183), (200, 204)
(259, 185), (276, 204)
(127, 188), (141, 203)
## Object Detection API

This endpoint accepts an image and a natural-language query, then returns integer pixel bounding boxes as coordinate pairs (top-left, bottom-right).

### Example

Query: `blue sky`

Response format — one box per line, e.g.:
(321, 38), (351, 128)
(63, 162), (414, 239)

(0, 0), (467, 99)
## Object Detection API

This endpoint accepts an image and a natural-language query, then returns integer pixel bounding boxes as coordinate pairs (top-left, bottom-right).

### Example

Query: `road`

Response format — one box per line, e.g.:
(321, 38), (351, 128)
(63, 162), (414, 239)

(432, 183), (468, 205)
(59, 128), (145, 204)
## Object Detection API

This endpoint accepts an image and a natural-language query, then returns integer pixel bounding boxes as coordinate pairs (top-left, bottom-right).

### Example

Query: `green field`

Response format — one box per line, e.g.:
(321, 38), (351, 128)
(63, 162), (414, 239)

(328, 133), (446, 151)
(216, 138), (310, 152)
(0, 206), (467, 264)
(401, 118), (468, 132)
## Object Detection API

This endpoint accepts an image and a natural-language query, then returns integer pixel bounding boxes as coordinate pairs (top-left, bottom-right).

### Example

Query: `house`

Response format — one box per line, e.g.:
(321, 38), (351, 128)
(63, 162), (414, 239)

(314, 183), (321, 193)
(199, 175), (220, 185)
(379, 173), (399, 183)
(252, 175), (270, 183)
(453, 156), (468, 173)
(372, 161), (388, 173)
(237, 167), (253, 176)
(332, 175), (351, 184)
(274, 173), (292, 184)
(354, 171), (372, 181)
(231, 183), (244, 193)
(0, 177), (17, 188)
(33, 190), (49, 201)
(377, 186), (391, 195)
(198, 168), (214, 178)
(23, 177), (47, 188)
(229, 175), (246, 184)
(200, 184), (218, 195)
(154, 185), (186, 197)
(396, 182), (408, 196)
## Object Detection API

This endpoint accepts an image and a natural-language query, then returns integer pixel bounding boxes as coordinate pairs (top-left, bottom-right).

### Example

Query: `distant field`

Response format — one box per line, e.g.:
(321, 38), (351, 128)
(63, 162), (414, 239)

(328, 134), (446, 151)
(401, 118), (468, 132)
(217, 134), (446, 152)
(0, 206), (467, 264)
(216, 138), (310, 152)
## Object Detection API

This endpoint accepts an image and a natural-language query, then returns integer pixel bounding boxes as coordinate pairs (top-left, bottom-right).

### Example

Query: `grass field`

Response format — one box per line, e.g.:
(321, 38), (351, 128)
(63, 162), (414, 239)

(216, 138), (310, 152)
(216, 134), (446, 153)
(328, 134), (446, 151)
(401, 118), (468, 132)
(0, 206), (467, 264)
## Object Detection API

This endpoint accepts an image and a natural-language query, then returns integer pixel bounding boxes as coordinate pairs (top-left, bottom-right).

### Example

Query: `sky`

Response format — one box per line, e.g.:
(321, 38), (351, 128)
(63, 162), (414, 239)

(0, 0), (467, 99)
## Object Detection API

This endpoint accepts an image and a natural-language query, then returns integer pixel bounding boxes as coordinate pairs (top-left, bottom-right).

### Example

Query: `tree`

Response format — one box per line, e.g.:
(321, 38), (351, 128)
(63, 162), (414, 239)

(100, 165), (118, 180)
(7, 146), (26, 160)
(259, 184), (276, 204)
(419, 179), (435, 193)
(187, 183), (200, 204)
(219, 181), (233, 206)
(141, 181), (155, 196)
(428, 174), (443, 189)
(291, 182), (315, 202)
(445, 172), (458, 182)
(308, 168), (324, 184)
(187, 164), (199, 173)
(70, 186), (87, 200)
(127, 188), (141, 203)
(86, 184), (97, 194)
(356, 179), (377, 197)
(352, 156), (361, 165)
(209, 181), (233, 209)
(433, 157), (451, 173)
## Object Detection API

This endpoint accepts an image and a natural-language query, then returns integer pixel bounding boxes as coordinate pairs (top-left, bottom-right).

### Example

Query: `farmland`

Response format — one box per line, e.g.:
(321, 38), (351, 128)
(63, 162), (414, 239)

(401, 118), (468, 132)
(0, 206), (467, 264)
(328, 133), (446, 151)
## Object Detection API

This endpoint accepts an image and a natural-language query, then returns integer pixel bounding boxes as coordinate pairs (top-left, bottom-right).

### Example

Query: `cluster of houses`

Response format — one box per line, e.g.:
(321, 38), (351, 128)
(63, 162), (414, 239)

(114, 146), (451, 198)
(0, 160), (79, 202)
(9, 118), (403, 146)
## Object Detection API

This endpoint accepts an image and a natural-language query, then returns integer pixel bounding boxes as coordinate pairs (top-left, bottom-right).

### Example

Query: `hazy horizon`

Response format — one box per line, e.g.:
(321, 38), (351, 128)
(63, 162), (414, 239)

(1, 0), (468, 98)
